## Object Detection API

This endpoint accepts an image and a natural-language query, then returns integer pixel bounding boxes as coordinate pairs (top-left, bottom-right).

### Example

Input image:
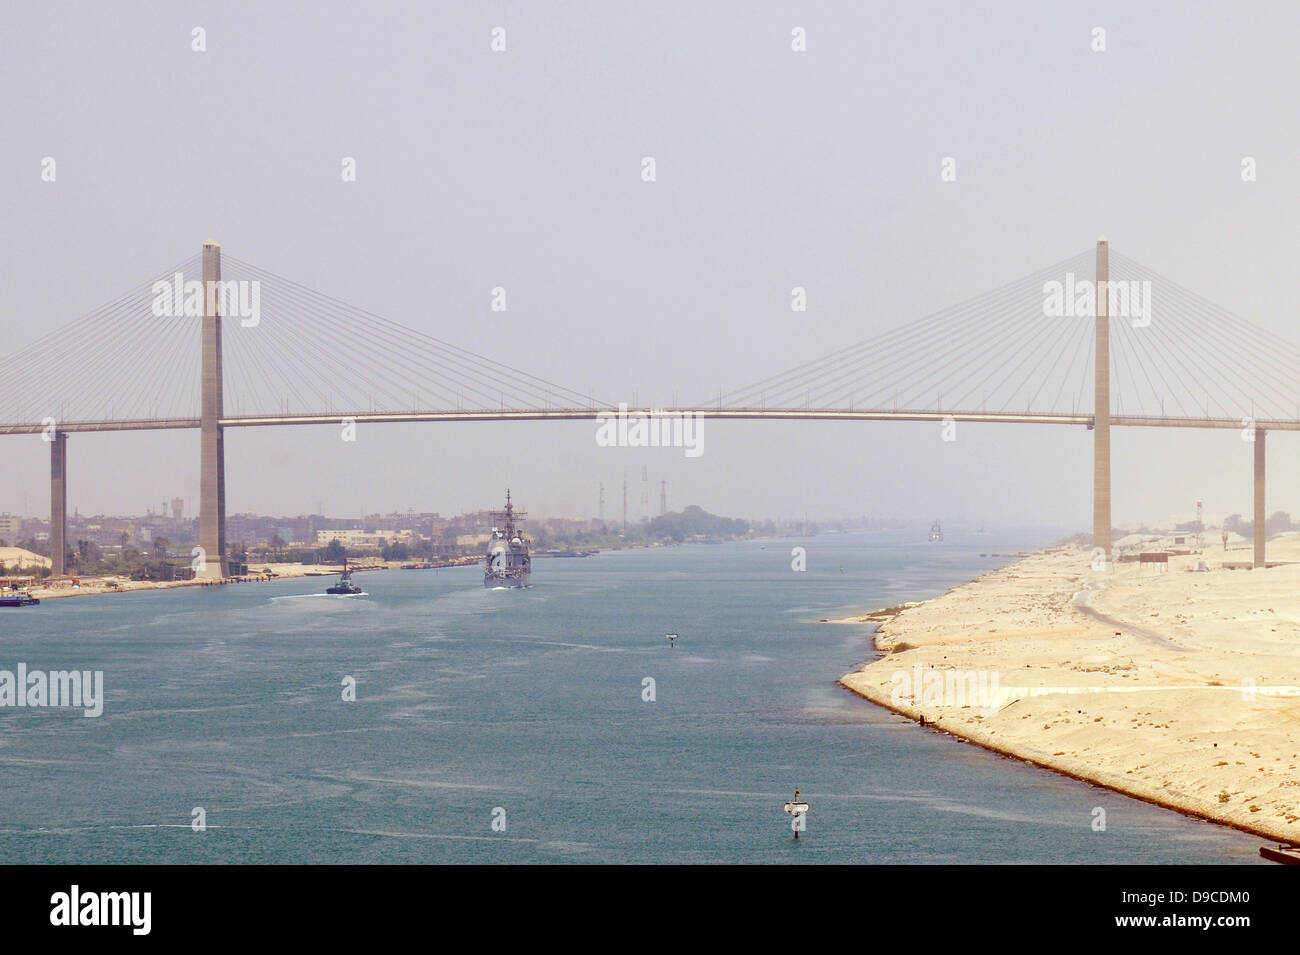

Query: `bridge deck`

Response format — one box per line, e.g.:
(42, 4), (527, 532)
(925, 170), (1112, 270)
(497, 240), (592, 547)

(0, 409), (1293, 435)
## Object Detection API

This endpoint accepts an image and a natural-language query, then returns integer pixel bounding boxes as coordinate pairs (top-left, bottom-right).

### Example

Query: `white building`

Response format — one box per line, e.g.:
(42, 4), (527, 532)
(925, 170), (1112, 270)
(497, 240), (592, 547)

(314, 528), (416, 550)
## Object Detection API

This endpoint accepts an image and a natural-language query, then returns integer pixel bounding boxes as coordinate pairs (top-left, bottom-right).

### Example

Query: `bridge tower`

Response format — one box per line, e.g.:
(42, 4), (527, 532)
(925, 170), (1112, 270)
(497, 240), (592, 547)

(1254, 428), (1266, 568)
(198, 240), (228, 578)
(1093, 236), (1111, 561)
(50, 431), (68, 575)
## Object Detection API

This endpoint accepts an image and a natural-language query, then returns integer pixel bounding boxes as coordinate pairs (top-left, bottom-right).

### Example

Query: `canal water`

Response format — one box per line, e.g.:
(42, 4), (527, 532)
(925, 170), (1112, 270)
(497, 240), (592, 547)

(0, 528), (1266, 863)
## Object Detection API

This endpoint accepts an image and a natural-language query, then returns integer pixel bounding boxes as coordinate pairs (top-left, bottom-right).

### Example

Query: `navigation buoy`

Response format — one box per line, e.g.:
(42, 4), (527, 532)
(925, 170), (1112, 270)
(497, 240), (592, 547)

(666, 632), (678, 649)
(784, 789), (810, 839)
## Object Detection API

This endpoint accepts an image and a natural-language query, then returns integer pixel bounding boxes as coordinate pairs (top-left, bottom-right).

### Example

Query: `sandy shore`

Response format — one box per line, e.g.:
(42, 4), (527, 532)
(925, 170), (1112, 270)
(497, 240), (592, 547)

(838, 536), (1300, 844)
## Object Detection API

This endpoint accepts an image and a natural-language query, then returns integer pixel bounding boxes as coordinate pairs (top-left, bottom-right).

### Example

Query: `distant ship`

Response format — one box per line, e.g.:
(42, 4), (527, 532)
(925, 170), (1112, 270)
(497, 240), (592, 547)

(537, 547), (596, 558)
(326, 559), (363, 596)
(929, 520), (944, 542)
(485, 490), (531, 589)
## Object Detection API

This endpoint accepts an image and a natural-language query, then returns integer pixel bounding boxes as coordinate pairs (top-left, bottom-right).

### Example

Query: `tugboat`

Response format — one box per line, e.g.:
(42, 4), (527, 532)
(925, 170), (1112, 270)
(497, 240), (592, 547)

(928, 520), (944, 542)
(484, 490), (531, 588)
(326, 559), (363, 596)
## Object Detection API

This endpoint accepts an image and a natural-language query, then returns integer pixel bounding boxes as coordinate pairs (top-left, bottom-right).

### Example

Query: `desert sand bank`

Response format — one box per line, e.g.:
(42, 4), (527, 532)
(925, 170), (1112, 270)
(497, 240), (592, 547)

(838, 536), (1300, 843)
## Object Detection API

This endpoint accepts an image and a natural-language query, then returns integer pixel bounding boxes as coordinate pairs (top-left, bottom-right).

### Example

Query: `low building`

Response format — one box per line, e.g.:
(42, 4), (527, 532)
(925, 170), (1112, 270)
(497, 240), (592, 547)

(0, 515), (22, 540)
(314, 528), (416, 551)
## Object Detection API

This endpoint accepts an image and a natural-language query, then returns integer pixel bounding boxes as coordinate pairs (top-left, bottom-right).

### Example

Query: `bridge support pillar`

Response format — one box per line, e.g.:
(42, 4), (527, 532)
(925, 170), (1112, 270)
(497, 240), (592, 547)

(1092, 237), (1111, 562)
(1254, 428), (1266, 568)
(50, 431), (67, 576)
(198, 240), (228, 579)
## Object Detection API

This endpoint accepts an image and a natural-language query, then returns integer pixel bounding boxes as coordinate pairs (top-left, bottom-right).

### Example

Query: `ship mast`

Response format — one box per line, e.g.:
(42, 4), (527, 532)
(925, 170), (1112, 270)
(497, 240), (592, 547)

(495, 489), (526, 541)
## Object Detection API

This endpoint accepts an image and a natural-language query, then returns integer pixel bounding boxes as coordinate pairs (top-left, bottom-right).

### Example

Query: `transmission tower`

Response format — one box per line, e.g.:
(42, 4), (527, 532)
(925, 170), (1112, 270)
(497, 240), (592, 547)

(640, 466), (649, 524)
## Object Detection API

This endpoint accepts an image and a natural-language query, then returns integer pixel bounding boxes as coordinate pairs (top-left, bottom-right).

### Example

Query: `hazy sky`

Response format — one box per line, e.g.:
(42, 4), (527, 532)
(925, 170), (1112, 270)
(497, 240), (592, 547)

(3, 1), (1300, 529)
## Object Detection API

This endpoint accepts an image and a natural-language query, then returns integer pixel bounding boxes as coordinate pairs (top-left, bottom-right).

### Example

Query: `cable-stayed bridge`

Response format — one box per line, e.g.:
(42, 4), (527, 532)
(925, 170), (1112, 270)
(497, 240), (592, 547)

(2, 239), (1294, 576)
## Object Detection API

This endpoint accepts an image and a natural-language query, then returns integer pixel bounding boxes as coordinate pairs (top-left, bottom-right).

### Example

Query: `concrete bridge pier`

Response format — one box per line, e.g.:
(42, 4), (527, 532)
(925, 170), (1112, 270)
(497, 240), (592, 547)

(1254, 427), (1266, 568)
(198, 240), (228, 579)
(50, 431), (67, 576)
(1093, 236), (1111, 562)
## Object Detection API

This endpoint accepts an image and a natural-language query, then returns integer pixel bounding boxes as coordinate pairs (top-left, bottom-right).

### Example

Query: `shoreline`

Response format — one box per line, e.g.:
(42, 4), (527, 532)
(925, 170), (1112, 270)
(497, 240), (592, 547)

(836, 672), (1288, 845)
(19, 556), (482, 601)
(836, 540), (1300, 846)
(12, 534), (764, 602)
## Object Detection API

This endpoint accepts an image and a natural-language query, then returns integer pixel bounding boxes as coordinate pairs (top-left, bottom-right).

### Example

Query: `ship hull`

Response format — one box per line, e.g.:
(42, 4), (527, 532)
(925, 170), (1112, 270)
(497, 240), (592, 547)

(484, 571), (530, 589)
(484, 550), (530, 588)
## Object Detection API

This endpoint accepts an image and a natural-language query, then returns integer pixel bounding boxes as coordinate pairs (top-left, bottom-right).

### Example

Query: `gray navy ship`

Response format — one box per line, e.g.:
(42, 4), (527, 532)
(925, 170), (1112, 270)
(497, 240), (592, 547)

(484, 490), (531, 588)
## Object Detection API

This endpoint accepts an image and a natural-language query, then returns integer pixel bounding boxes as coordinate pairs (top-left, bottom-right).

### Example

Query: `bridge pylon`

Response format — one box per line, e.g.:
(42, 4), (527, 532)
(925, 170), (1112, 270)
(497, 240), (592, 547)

(198, 241), (228, 578)
(1093, 236), (1111, 561)
(1254, 428), (1266, 568)
(50, 431), (67, 576)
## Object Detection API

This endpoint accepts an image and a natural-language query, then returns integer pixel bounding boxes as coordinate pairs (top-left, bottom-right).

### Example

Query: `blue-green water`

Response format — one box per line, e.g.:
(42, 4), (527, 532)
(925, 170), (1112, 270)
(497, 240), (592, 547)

(0, 529), (1266, 863)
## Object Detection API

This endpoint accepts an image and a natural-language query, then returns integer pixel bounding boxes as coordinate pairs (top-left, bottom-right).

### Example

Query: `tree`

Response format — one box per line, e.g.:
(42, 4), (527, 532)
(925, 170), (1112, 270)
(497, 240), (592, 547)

(1267, 511), (1294, 538)
(1220, 512), (1296, 540)
(1224, 514), (1251, 539)
(323, 539), (347, 562)
(382, 540), (411, 561)
(153, 536), (170, 559)
(268, 534), (285, 559)
(75, 540), (103, 569)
